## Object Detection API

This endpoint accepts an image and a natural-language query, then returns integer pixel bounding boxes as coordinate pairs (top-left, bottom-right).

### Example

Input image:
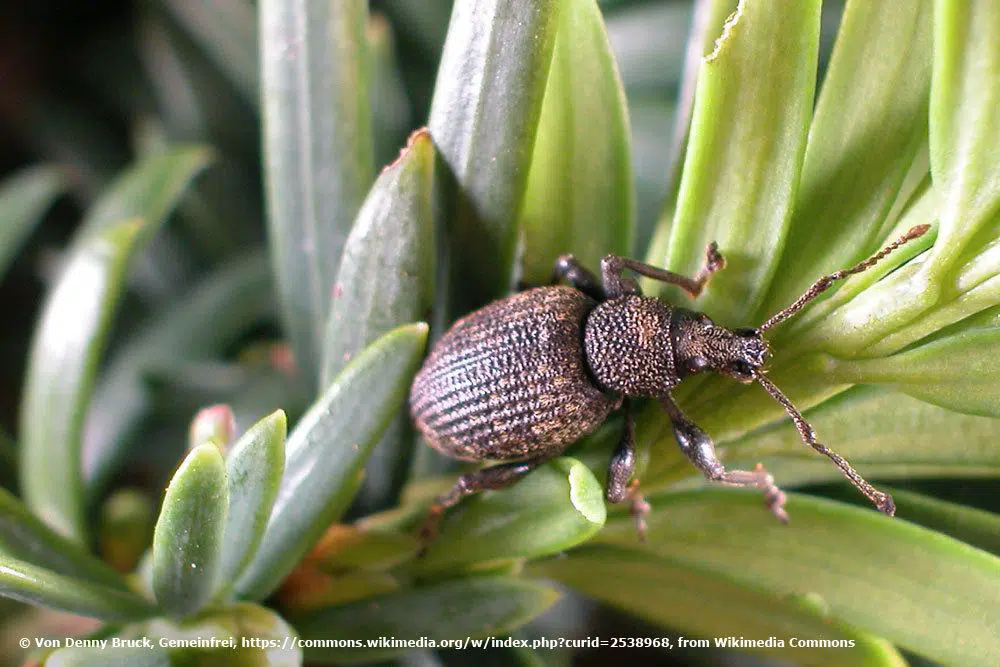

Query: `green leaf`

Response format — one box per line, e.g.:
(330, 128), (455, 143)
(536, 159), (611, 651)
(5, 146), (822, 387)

(828, 324), (1000, 417)
(428, 0), (560, 310)
(292, 577), (560, 663)
(261, 0), (375, 390)
(77, 146), (213, 242)
(528, 545), (907, 667)
(0, 165), (67, 281)
(215, 410), (286, 598)
(235, 323), (428, 600)
(923, 0), (1000, 282)
(414, 458), (606, 575)
(519, 0), (634, 284)
(20, 219), (143, 542)
(0, 488), (129, 590)
(152, 443), (229, 617)
(653, 0), (821, 325)
(320, 128), (436, 511)
(20, 149), (212, 540)
(321, 129), (436, 385)
(592, 491), (1000, 667)
(757, 0), (933, 321)
(0, 553), (156, 622)
(161, 0), (258, 106)
(83, 253), (272, 502)
(879, 487), (1000, 556)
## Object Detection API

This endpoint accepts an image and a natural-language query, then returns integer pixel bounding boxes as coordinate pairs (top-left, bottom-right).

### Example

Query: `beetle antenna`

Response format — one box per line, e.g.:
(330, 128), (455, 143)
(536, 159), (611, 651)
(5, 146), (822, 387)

(754, 372), (895, 515)
(757, 224), (930, 333)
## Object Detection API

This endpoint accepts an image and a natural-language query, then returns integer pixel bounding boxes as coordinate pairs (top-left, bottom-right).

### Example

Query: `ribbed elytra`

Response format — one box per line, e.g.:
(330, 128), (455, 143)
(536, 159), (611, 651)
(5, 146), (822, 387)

(410, 225), (930, 543)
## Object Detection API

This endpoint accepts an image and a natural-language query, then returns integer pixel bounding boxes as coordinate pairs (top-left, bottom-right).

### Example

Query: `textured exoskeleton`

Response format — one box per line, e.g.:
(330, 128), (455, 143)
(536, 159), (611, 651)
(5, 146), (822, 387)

(410, 226), (929, 540)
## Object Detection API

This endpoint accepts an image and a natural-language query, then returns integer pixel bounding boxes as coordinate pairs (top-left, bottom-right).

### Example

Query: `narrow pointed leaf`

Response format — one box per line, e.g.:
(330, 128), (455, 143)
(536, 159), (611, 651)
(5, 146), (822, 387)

(519, 0), (633, 284)
(21, 219), (143, 542)
(529, 545), (907, 667)
(293, 577), (560, 663)
(161, 0), (258, 106)
(320, 129), (435, 511)
(428, 0), (560, 310)
(83, 253), (272, 501)
(321, 129), (436, 384)
(593, 491), (1000, 667)
(0, 554), (156, 621)
(415, 458), (606, 574)
(0, 488), (129, 590)
(758, 0), (933, 320)
(0, 165), (67, 281)
(215, 410), (286, 597)
(923, 0), (1000, 281)
(261, 0), (374, 389)
(152, 443), (229, 617)
(78, 147), (213, 241)
(654, 0), (821, 325)
(235, 323), (428, 600)
(21, 150), (211, 541)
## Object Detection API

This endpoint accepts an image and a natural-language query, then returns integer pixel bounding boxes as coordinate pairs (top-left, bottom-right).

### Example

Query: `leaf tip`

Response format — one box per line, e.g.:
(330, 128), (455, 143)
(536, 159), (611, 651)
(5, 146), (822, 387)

(705, 0), (746, 63)
(381, 127), (433, 174)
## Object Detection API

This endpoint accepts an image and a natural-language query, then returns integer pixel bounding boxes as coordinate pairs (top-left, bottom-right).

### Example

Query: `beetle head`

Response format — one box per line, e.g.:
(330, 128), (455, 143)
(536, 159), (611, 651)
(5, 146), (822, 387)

(674, 312), (770, 383)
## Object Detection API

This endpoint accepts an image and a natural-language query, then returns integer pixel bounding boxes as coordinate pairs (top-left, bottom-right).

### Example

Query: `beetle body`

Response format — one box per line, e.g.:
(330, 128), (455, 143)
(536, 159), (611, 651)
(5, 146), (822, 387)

(411, 286), (619, 462)
(411, 228), (928, 541)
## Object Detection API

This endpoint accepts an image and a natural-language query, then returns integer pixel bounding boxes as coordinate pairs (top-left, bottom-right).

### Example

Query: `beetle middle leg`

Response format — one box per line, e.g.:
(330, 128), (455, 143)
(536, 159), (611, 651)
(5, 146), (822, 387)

(605, 399), (651, 540)
(419, 456), (553, 544)
(660, 394), (788, 522)
(601, 243), (726, 299)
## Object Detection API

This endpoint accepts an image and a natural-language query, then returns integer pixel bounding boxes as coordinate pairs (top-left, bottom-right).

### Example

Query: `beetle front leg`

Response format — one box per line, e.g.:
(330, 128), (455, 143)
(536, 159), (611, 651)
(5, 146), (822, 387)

(660, 395), (788, 522)
(419, 457), (552, 545)
(605, 399), (651, 540)
(601, 243), (726, 299)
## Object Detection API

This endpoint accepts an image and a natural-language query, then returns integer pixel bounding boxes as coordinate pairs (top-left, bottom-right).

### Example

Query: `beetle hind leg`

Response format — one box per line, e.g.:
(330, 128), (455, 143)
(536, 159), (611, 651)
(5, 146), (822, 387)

(661, 395), (788, 522)
(419, 457), (552, 546)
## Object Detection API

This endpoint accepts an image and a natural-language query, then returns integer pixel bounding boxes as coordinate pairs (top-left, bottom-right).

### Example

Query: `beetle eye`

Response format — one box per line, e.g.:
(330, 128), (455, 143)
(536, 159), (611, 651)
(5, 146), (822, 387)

(686, 356), (709, 374)
(731, 361), (755, 377)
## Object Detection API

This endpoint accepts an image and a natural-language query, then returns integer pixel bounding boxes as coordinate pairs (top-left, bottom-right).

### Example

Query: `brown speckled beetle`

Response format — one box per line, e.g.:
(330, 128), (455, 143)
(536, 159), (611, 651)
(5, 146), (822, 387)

(410, 225), (929, 540)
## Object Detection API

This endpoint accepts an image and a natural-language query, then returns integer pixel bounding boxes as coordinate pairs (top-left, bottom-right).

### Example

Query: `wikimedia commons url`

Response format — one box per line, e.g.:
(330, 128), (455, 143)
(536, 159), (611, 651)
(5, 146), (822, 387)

(21, 635), (858, 651)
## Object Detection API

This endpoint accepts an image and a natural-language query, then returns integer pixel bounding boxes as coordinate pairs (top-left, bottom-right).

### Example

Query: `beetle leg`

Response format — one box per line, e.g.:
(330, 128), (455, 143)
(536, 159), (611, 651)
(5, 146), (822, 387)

(601, 243), (725, 299)
(552, 254), (606, 301)
(419, 457), (552, 545)
(660, 394), (788, 522)
(605, 399), (651, 540)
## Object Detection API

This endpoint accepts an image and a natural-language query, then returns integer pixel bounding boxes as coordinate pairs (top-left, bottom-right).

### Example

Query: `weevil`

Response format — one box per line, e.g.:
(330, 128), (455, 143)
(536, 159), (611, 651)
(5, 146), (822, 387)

(409, 224), (930, 540)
